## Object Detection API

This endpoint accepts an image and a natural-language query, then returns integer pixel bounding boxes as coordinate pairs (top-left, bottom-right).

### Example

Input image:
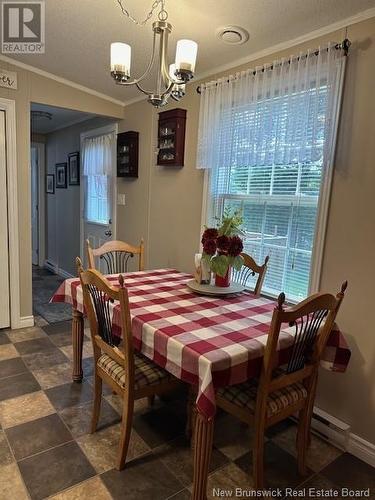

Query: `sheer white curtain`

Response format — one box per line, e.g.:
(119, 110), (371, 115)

(83, 132), (116, 224)
(83, 132), (115, 176)
(197, 43), (345, 170)
(197, 43), (346, 300)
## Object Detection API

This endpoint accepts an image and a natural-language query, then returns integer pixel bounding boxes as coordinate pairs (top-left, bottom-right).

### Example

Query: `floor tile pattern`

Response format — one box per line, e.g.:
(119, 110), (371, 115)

(0, 268), (372, 499)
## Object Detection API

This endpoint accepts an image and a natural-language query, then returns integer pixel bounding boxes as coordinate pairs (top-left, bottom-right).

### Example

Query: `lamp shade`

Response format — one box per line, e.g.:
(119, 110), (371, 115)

(175, 39), (198, 73)
(111, 42), (131, 77)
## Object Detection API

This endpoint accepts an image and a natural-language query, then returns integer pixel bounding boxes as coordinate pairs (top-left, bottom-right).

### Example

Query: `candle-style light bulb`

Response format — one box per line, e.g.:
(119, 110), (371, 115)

(110, 42), (131, 82)
(175, 39), (198, 81)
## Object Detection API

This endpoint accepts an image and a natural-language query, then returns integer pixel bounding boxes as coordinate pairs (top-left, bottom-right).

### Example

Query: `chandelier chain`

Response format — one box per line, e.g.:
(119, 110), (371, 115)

(116, 0), (168, 26)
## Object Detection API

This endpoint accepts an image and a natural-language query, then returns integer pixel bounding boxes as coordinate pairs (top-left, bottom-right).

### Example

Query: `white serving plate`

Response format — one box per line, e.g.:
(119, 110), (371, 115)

(186, 279), (245, 297)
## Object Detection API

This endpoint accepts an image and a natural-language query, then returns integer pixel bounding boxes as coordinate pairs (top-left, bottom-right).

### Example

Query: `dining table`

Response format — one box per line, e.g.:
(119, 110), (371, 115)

(51, 268), (351, 499)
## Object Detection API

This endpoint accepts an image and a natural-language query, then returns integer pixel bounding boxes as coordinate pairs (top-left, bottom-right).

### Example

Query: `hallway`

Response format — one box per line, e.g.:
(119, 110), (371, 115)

(32, 266), (71, 325)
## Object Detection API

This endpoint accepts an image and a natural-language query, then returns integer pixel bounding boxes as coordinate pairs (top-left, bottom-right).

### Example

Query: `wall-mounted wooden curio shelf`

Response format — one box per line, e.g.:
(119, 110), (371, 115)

(117, 131), (139, 178)
(157, 108), (186, 167)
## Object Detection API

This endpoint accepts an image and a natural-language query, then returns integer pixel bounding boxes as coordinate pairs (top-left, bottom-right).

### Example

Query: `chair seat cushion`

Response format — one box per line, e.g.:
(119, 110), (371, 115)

(97, 352), (174, 390)
(217, 376), (308, 418)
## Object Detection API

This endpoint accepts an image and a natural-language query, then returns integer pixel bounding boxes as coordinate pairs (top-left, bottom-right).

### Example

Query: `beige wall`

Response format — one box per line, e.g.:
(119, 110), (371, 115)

(0, 60), (124, 318)
(117, 17), (375, 444)
(117, 96), (204, 272)
(117, 103), (153, 269)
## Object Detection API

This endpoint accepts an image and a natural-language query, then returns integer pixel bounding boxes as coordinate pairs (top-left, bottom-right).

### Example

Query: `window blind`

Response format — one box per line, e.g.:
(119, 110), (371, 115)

(86, 175), (108, 225)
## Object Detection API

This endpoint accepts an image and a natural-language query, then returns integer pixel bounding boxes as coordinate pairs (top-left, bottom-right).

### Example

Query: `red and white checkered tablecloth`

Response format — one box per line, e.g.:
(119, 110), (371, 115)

(51, 269), (351, 418)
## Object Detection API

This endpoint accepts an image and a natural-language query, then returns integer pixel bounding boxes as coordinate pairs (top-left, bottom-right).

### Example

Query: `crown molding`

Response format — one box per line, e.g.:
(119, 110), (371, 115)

(193, 6), (375, 84)
(0, 54), (126, 107)
(122, 6), (375, 108)
(3, 5), (373, 111)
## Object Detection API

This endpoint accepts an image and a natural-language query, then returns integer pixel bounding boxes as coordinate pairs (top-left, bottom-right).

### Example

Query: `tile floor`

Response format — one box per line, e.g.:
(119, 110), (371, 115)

(1, 323), (374, 500)
(0, 268), (373, 499)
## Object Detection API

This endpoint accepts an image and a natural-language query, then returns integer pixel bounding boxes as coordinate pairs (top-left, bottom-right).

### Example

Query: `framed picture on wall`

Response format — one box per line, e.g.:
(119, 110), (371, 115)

(55, 163), (67, 188)
(46, 174), (55, 194)
(68, 151), (80, 186)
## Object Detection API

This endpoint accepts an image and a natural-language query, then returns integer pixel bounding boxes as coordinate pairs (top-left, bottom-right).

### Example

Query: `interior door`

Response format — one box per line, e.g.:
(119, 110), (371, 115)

(0, 111), (10, 328)
(82, 129), (116, 271)
(31, 146), (39, 266)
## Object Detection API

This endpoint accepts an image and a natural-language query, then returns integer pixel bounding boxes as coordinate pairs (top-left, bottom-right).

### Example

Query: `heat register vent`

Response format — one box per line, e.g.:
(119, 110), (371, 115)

(44, 260), (57, 274)
(308, 407), (350, 450)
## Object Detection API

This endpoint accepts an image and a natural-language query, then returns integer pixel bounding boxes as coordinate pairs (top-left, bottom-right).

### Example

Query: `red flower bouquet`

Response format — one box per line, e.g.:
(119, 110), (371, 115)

(201, 209), (244, 287)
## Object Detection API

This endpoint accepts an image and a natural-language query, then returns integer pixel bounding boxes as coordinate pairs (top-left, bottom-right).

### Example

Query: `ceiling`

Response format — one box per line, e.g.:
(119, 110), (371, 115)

(6, 0), (375, 104)
(31, 103), (96, 133)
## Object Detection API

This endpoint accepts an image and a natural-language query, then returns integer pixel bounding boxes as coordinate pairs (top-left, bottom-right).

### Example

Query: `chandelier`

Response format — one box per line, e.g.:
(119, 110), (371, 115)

(110, 0), (198, 107)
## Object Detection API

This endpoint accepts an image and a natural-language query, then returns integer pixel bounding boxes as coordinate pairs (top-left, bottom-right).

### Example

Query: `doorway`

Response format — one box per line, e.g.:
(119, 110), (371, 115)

(0, 97), (20, 329)
(0, 110), (10, 329)
(31, 142), (45, 267)
(80, 124), (118, 269)
(31, 146), (38, 265)
(30, 103), (117, 324)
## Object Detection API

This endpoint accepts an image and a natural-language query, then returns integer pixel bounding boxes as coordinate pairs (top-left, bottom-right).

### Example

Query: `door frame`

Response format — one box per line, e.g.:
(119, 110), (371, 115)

(79, 123), (118, 264)
(0, 97), (22, 329)
(31, 141), (46, 267)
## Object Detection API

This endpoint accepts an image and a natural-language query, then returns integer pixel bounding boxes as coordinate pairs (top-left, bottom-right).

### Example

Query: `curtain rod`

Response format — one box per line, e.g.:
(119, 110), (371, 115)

(196, 38), (351, 94)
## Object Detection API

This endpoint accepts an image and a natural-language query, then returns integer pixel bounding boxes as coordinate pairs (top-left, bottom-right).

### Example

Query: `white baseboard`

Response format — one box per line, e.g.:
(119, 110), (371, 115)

(309, 406), (375, 468)
(11, 315), (34, 329)
(44, 260), (74, 279)
(348, 433), (375, 468)
(57, 267), (74, 279)
(44, 259), (57, 274)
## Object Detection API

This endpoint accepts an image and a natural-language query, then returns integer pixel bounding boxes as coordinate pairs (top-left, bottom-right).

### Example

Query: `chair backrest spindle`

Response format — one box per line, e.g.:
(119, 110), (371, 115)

(87, 283), (115, 346)
(286, 309), (328, 373)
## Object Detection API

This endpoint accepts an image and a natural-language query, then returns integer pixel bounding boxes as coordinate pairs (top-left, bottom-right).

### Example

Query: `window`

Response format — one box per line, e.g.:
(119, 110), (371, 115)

(212, 162), (322, 301)
(86, 174), (108, 224)
(82, 132), (115, 225)
(198, 45), (346, 301)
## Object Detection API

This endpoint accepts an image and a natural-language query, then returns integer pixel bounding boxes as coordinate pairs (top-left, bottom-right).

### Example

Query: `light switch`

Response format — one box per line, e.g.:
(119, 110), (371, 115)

(117, 193), (126, 206)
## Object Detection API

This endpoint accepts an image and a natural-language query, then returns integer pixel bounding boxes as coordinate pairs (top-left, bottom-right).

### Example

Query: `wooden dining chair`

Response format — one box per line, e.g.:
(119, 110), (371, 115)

(232, 253), (270, 297)
(86, 239), (145, 273)
(215, 282), (347, 490)
(76, 257), (180, 470)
